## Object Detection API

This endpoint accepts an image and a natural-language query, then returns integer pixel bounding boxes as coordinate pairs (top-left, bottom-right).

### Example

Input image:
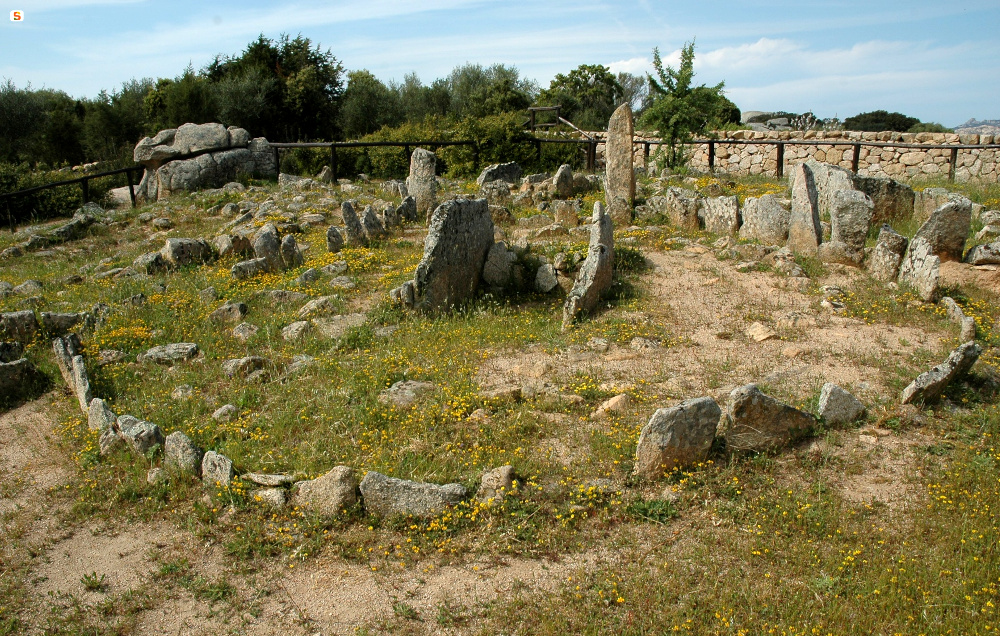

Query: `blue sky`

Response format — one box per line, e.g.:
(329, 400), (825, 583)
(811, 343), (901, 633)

(1, 0), (997, 126)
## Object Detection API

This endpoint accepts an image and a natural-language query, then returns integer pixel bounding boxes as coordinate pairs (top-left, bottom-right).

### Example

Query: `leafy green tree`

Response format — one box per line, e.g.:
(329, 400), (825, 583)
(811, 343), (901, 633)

(340, 70), (403, 139)
(639, 41), (733, 168)
(907, 122), (952, 133)
(536, 64), (623, 130)
(36, 90), (86, 166)
(143, 68), (215, 132)
(843, 110), (919, 132)
(206, 34), (344, 140)
(212, 66), (278, 134)
(83, 79), (151, 163)
(393, 73), (450, 123)
(617, 72), (650, 118)
(0, 80), (45, 163)
(446, 63), (536, 119)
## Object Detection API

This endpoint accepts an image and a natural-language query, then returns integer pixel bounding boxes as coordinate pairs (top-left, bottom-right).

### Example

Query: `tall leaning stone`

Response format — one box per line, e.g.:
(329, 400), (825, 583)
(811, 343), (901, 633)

(605, 104), (635, 225)
(406, 148), (437, 222)
(633, 397), (721, 480)
(898, 237), (941, 302)
(340, 201), (368, 247)
(787, 162), (821, 255)
(912, 198), (972, 262)
(563, 202), (614, 329)
(412, 198), (495, 311)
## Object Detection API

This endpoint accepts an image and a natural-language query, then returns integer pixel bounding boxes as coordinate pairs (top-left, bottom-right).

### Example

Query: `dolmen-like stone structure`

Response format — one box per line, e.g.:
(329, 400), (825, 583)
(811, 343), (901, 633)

(134, 123), (276, 201)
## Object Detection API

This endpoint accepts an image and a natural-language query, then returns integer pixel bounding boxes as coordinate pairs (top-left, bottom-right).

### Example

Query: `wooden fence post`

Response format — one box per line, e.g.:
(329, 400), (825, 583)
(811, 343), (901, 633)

(949, 147), (959, 182)
(776, 143), (785, 178)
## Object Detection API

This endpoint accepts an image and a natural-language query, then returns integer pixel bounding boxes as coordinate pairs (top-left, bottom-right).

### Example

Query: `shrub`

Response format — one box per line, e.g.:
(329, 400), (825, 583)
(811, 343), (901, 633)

(0, 162), (111, 228)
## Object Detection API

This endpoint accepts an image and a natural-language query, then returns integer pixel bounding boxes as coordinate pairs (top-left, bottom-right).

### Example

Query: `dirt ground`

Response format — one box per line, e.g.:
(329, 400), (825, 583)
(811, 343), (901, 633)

(0, 244), (969, 634)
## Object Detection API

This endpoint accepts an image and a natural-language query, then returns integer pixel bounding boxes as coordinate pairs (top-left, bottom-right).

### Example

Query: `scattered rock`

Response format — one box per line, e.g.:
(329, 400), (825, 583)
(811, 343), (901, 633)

(165, 431), (203, 475)
(250, 488), (286, 509)
(562, 202), (614, 328)
(477, 162), (522, 186)
(700, 196), (740, 236)
(817, 383), (865, 425)
(592, 393), (630, 419)
(378, 380), (436, 409)
(535, 264), (559, 293)
(633, 397), (722, 479)
(739, 195), (789, 245)
(209, 301), (248, 324)
(291, 466), (359, 515)
(721, 384), (815, 453)
(202, 451), (235, 487)
(867, 225), (909, 282)
(913, 198), (973, 262)
(212, 404), (237, 422)
(477, 465), (515, 502)
(117, 415), (165, 456)
(829, 189), (874, 255)
(159, 238), (215, 268)
(901, 342), (982, 405)
(221, 356), (270, 378)
(137, 343), (199, 365)
(231, 322), (258, 342)
(554, 164), (574, 199)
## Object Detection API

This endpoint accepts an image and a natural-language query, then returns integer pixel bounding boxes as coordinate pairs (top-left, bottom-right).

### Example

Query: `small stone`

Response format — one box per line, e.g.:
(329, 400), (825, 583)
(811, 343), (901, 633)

(245, 473), (297, 487)
(378, 380), (435, 409)
(137, 343), (199, 365)
(901, 342), (982, 405)
(250, 488), (286, 509)
(231, 322), (259, 342)
(535, 264), (559, 293)
(282, 320), (311, 341)
(212, 404), (237, 422)
(87, 398), (116, 432)
(817, 383), (866, 426)
(746, 322), (778, 342)
(592, 393), (630, 419)
(117, 416), (165, 456)
(477, 465), (515, 502)
(633, 397), (722, 479)
(202, 451), (235, 487)
(147, 468), (168, 484)
(171, 384), (194, 400)
(359, 471), (467, 518)
(209, 301), (248, 324)
(165, 431), (202, 475)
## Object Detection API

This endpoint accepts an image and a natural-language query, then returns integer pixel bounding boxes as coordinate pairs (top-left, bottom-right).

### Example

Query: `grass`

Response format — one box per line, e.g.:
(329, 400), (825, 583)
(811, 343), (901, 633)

(0, 169), (998, 633)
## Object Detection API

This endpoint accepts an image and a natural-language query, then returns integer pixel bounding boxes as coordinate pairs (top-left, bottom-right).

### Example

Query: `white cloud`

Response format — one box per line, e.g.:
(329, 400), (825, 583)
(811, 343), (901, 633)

(607, 57), (651, 75)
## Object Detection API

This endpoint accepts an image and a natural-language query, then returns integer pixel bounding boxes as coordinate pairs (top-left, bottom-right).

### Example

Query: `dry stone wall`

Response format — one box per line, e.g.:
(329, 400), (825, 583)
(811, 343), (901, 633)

(686, 130), (999, 183)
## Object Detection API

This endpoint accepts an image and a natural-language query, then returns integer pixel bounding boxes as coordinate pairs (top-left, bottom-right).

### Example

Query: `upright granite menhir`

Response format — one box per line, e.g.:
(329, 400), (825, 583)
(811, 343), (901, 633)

(391, 198), (495, 312)
(406, 148), (438, 222)
(605, 103), (635, 225)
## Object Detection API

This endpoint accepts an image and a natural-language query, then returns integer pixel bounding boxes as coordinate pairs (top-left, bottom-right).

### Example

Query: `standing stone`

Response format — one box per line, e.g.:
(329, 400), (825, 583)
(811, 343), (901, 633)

(482, 241), (516, 288)
(340, 201), (368, 247)
(805, 159), (856, 219)
(829, 189), (874, 254)
(552, 200), (581, 227)
(898, 237), (941, 302)
(477, 162), (522, 186)
(165, 431), (203, 475)
(71, 355), (92, 413)
(563, 202), (614, 329)
(867, 225), (909, 282)
(52, 333), (82, 389)
(650, 188), (700, 231)
(817, 383), (865, 425)
(291, 466), (359, 515)
(554, 164), (574, 199)
(535, 264), (559, 293)
(202, 451), (235, 487)
(410, 198), (494, 311)
(326, 226), (344, 253)
(87, 398), (116, 432)
(739, 195), (790, 245)
(901, 342), (981, 405)
(406, 148), (437, 222)
(787, 162), (821, 255)
(633, 397), (721, 480)
(912, 198), (973, 262)
(853, 175), (915, 226)
(605, 104), (635, 224)
(397, 196), (418, 223)
(280, 234), (304, 268)
(253, 223), (285, 271)
(361, 206), (386, 240)
(720, 384), (816, 453)
(913, 187), (953, 224)
(700, 196), (740, 236)
(359, 471), (467, 518)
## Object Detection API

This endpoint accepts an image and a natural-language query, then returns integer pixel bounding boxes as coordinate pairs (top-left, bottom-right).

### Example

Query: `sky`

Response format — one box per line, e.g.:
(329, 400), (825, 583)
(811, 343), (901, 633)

(1, 0), (998, 127)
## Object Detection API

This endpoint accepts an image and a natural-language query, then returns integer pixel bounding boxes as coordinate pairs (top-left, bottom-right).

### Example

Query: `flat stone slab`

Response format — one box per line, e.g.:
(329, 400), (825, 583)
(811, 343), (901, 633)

(359, 471), (467, 518)
(138, 343), (199, 365)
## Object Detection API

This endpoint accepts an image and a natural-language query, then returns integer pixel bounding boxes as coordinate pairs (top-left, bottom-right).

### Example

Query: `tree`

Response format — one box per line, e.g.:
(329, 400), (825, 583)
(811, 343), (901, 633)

(0, 80), (45, 163)
(83, 79), (151, 163)
(446, 63), (536, 119)
(843, 110), (919, 133)
(639, 41), (733, 168)
(617, 72), (650, 118)
(536, 64), (623, 130)
(340, 70), (403, 139)
(143, 67), (215, 132)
